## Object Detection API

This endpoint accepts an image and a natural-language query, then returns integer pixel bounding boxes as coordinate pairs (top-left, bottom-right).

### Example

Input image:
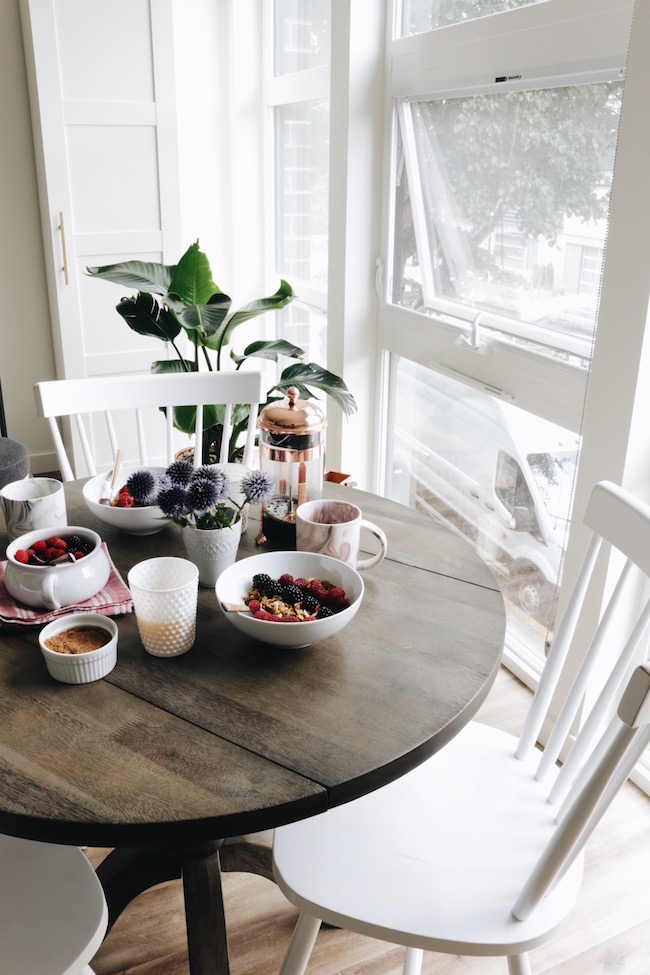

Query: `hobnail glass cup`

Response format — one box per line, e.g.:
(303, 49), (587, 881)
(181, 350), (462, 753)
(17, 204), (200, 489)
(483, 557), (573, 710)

(128, 557), (199, 657)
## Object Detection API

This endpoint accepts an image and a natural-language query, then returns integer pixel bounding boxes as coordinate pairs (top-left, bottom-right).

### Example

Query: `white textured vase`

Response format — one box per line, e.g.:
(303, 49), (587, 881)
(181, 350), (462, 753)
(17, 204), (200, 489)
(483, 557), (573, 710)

(181, 519), (242, 587)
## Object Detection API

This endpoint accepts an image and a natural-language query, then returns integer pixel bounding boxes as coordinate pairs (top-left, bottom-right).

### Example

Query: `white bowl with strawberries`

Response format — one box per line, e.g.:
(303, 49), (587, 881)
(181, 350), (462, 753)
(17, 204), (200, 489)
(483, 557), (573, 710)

(83, 467), (167, 535)
(4, 526), (110, 610)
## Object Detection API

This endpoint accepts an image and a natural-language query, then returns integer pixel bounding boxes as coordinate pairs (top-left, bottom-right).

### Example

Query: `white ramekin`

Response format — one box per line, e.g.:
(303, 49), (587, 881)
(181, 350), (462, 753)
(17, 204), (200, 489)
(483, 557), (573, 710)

(38, 613), (118, 684)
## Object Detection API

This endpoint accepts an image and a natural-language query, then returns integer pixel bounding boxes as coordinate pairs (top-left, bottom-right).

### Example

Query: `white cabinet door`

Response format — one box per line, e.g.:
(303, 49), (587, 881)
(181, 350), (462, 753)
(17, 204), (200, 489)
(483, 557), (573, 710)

(20, 0), (181, 384)
(20, 0), (182, 471)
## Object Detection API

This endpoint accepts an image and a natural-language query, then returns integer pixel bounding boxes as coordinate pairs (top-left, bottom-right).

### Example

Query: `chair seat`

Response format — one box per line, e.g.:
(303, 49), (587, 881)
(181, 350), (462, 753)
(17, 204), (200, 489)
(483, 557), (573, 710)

(273, 721), (584, 957)
(0, 834), (107, 975)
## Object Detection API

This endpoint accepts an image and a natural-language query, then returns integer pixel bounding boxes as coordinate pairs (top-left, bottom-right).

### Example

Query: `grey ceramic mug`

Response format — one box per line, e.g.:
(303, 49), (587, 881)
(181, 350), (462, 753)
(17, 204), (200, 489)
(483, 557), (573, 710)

(1, 477), (67, 542)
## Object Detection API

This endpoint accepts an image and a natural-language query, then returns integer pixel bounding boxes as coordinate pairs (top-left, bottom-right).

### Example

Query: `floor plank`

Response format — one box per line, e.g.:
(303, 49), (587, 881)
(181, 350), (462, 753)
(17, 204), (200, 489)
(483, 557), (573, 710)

(87, 667), (650, 975)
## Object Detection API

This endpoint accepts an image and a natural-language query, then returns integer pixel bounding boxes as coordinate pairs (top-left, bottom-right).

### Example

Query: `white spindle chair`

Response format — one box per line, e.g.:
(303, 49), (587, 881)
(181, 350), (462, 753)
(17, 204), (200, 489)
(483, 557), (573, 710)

(272, 480), (650, 975)
(1, 834), (107, 974)
(34, 371), (263, 480)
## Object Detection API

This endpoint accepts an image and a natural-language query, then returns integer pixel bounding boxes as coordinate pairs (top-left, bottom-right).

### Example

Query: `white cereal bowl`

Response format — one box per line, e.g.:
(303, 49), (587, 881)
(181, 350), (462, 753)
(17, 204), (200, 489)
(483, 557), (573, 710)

(83, 468), (167, 535)
(215, 551), (364, 649)
(38, 613), (118, 684)
(4, 526), (110, 610)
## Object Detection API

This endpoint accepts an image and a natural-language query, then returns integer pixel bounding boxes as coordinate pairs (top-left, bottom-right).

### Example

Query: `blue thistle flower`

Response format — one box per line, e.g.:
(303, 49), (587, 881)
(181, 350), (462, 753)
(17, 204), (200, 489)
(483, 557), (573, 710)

(156, 485), (190, 520)
(165, 459), (194, 486)
(187, 476), (220, 513)
(240, 469), (275, 504)
(126, 469), (157, 505)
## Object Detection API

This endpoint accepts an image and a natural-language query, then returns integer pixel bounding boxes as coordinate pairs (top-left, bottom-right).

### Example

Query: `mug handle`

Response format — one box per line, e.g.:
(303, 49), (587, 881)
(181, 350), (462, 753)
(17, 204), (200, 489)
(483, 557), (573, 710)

(356, 520), (388, 570)
(41, 573), (61, 610)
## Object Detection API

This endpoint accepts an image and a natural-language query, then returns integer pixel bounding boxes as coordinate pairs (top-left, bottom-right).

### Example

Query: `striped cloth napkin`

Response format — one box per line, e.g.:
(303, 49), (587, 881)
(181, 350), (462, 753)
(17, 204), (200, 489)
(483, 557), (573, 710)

(0, 544), (133, 626)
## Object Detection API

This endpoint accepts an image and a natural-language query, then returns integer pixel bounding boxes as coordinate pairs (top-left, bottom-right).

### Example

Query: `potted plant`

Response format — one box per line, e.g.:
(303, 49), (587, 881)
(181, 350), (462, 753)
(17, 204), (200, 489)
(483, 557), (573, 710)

(86, 242), (357, 463)
(127, 461), (275, 585)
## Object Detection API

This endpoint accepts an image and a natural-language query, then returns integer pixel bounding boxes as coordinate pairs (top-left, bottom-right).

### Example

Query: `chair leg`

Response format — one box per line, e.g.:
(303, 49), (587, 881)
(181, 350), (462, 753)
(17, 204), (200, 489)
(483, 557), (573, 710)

(507, 953), (532, 975)
(279, 912), (322, 975)
(403, 947), (424, 975)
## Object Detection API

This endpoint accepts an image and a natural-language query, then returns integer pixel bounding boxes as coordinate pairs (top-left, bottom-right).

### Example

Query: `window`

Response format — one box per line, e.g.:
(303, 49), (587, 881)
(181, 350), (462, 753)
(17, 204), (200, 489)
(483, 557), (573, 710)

(382, 0), (633, 676)
(268, 1), (331, 368)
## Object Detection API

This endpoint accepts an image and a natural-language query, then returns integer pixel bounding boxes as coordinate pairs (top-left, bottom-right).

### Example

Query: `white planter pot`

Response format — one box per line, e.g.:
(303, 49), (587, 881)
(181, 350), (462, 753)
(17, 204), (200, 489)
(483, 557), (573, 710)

(181, 520), (242, 587)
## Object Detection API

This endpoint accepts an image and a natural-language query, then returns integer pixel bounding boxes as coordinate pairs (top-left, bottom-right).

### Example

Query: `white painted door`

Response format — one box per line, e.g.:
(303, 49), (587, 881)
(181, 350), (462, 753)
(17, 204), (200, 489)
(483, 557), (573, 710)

(20, 0), (181, 468)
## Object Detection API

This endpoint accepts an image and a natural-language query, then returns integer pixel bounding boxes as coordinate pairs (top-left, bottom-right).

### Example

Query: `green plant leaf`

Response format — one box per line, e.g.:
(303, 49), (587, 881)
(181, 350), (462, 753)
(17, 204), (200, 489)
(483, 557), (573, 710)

(272, 362), (358, 417)
(150, 358), (196, 374)
(86, 260), (176, 295)
(230, 339), (304, 367)
(203, 280), (295, 352)
(168, 241), (222, 305)
(170, 293), (232, 340)
(116, 294), (182, 341)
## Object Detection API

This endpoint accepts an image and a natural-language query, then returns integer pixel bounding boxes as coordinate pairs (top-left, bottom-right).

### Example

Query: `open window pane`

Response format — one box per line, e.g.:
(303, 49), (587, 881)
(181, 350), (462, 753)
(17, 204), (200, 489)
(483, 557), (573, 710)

(400, 0), (543, 35)
(387, 358), (580, 669)
(274, 99), (330, 290)
(394, 82), (622, 362)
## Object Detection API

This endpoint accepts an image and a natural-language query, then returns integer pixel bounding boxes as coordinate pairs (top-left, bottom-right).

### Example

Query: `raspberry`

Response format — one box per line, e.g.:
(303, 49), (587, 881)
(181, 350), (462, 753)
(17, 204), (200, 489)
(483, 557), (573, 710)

(294, 577), (309, 590)
(45, 547), (62, 562)
(253, 609), (276, 621)
(247, 599), (261, 613)
(72, 551), (86, 560)
(115, 492), (134, 508)
(279, 573), (294, 585)
(327, 586), (346, 602)
(14, 549), (30, 564)
(279, 615), (301, 623)
(31, 539), (48, 552)
(45, 536), (67, 550)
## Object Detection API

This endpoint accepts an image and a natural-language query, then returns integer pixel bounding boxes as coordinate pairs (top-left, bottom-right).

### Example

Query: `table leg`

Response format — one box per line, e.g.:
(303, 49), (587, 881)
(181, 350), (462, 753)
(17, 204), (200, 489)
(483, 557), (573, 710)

(96, 843), (229, 975)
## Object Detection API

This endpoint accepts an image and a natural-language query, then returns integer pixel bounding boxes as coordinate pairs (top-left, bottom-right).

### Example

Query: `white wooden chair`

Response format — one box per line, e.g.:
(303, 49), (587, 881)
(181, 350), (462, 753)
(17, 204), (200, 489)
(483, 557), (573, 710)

(272, 480), (650, 975)
(0, 834), (107, 974)
(34, 371), (264, 480)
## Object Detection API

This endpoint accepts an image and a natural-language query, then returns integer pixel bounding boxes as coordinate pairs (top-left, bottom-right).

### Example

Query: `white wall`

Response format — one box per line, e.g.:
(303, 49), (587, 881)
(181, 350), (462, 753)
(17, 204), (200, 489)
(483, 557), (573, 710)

(0, 0), (57, 470)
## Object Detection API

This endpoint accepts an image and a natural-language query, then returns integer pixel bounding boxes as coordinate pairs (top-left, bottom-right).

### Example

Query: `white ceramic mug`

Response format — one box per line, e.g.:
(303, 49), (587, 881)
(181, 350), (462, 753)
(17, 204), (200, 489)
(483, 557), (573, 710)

(1, 477), (67, 542)
(296, 499), (388, 570)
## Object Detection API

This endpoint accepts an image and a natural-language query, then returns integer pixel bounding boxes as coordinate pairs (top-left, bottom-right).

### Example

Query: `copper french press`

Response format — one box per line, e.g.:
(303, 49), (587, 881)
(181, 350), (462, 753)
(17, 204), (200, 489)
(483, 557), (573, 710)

(257, 387), (327, 546)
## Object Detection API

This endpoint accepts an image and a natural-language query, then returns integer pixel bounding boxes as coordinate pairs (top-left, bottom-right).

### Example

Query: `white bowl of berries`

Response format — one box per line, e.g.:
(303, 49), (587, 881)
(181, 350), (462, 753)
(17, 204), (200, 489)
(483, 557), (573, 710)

(215, 551), (364, 649)
(83, 467), (168, 535)
(4, 526), (110, 610)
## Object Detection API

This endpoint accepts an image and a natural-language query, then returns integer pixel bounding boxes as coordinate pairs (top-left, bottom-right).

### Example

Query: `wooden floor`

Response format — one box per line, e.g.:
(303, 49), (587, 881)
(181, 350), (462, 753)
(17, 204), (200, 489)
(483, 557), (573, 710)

(86, 666), (650, 975)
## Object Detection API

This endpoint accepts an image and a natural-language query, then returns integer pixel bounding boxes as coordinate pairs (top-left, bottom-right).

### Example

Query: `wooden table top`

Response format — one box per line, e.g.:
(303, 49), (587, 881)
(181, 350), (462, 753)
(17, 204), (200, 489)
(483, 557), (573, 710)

(0, 482), (505, 847)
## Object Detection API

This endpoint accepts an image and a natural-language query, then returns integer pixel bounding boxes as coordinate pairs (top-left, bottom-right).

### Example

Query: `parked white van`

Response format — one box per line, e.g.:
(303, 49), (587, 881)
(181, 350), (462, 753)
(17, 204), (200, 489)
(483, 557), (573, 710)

(389, 363), (579, 622)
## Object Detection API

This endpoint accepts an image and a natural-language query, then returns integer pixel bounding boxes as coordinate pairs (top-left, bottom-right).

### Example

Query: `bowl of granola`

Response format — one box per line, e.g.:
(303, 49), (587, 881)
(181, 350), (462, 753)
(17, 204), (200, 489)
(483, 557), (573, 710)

(83, 467), (167, 535)
(215, 551), (364, 648)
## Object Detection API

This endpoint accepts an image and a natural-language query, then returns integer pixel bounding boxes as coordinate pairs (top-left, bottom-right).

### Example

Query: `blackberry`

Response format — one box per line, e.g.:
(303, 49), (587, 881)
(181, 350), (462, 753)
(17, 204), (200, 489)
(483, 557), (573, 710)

(265, 579), (284, 597)
(66, 534), (94, 555)
(301, 593), (319, 614)
(282, 584), (304, 606)
(252, 572), (274, 591)
(316, 605), (334, 619)
(252, 573), (283, 597)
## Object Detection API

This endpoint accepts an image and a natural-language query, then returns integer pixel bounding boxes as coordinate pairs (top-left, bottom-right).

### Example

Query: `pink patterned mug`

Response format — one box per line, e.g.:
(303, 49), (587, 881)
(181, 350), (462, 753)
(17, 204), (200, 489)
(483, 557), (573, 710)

(296, 499), (387, 570)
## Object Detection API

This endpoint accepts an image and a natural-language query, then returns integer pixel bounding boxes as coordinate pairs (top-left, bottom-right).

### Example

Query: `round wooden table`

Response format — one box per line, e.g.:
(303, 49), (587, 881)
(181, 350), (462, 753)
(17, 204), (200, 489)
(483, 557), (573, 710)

(0, 481), (505, 975)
